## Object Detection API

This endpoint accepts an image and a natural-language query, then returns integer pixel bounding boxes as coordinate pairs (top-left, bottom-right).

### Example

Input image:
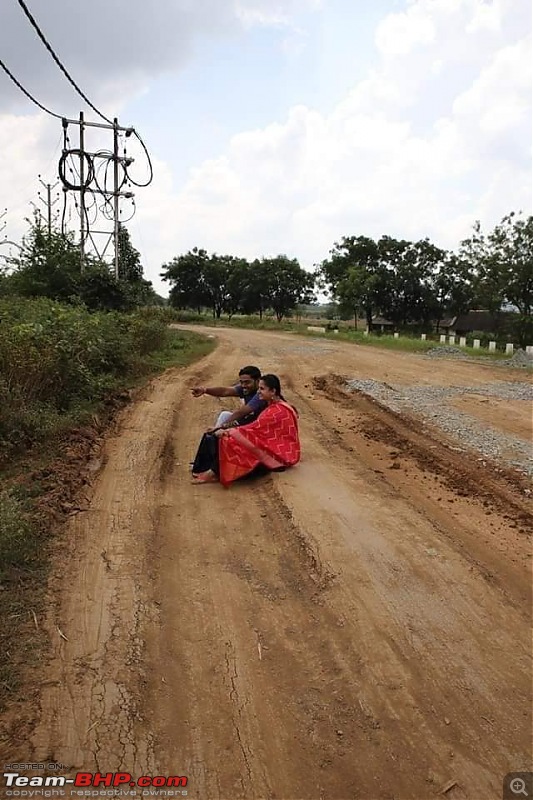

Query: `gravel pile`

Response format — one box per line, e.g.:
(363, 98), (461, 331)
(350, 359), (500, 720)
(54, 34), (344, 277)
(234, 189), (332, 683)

(500, 349), (533, 368)
(425, 346), (471, 360)
(425, 345), (533, 369)
(345, 378), (533, 476)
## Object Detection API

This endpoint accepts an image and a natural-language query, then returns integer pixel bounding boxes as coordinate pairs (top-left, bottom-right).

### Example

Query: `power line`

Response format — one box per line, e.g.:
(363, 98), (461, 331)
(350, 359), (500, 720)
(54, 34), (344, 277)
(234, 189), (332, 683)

(0, 57), (63, 119)
(15, 0), (113, 125)
(125, 131), (154, 187)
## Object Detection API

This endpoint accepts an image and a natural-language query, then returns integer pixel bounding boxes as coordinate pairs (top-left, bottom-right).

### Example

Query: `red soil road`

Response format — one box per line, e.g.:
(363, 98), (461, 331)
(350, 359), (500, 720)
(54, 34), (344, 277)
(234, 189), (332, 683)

(6, 327), (532, 800)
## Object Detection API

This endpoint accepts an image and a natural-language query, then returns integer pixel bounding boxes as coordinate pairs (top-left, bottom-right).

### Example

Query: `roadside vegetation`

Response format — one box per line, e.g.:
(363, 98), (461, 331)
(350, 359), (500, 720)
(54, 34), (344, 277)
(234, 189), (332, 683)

(0, 304), (213, 709)
(0, 221), (214, 710)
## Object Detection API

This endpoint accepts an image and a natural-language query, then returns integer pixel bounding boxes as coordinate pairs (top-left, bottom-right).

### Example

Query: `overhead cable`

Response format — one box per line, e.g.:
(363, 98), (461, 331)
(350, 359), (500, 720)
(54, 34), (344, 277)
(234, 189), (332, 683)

(15, 0), (113, 125)
(0, 57), (63, 119)
(125, 131), (154, 187)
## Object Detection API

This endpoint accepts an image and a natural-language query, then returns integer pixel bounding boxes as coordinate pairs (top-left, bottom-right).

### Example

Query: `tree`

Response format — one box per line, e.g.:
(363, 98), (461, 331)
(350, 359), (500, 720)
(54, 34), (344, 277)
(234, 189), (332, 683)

(460, 212), (533, 345)
(459, 221), (503, 314)
(427, 253), (473, 330)
(486, 213), (533, 316)
(79, 264), (132, 311)
(117, 224), (143, 283)
(115, 223), (159, 306)
(320, 236), (387, 330)
(162, 249), (315, 320)
(377, 237), (456, 328)
(8, 215), (83, 302)
(259, 255), (315, 322)
(224, 257), (251, 318)
(241, 263), (273, 319)
(162, 247), (239, 317)
(202, 254), (234, 318)
(377, 237), (420, 327)
(162, 247), (210, 312)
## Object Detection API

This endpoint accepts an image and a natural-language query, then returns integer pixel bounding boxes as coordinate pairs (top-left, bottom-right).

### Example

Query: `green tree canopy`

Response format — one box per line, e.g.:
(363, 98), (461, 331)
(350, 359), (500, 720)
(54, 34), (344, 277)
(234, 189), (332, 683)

(258, 255), (315, 321)
(320, 236), (388, 330)
(162, 247), (211, 312)
(6, 216), (83, 302)
(162, 248), (315, 320)
(117, 223), (143, 283)
(461, 213), (533, 316)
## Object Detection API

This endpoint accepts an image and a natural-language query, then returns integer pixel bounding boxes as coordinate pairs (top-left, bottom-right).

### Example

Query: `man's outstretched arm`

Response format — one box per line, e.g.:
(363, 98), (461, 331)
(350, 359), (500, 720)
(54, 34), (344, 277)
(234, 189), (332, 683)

(191, 385), (239, 398)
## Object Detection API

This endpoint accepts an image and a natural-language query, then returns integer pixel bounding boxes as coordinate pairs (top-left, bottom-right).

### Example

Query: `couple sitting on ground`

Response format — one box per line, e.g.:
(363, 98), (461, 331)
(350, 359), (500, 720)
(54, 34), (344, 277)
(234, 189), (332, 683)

(190, 366), (300, 486)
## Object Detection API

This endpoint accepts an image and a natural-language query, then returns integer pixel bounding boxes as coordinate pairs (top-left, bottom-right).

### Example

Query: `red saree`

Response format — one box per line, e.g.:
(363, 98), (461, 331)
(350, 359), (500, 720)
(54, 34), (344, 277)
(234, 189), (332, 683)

(218, 401), (300, 487)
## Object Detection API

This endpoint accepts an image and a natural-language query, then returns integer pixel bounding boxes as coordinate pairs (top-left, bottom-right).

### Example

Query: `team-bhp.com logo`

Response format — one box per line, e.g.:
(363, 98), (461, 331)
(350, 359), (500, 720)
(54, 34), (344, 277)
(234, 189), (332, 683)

(3, 772), (188, 796)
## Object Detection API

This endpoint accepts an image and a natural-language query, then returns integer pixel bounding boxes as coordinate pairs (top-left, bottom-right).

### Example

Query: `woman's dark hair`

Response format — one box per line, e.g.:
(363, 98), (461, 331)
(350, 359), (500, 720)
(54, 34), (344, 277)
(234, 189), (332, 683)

(261, 374), (285, 400)
(239, 365), (261, 381)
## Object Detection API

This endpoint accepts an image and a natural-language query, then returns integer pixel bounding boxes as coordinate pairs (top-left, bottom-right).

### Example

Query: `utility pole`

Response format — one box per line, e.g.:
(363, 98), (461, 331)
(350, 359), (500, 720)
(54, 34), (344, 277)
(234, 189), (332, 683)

(0, 208), (6, 237)
(37, 176), (60, 237)
(79, 111), (85, 272)
(58, 114), (135, 275)
(113, 118), (120, 279)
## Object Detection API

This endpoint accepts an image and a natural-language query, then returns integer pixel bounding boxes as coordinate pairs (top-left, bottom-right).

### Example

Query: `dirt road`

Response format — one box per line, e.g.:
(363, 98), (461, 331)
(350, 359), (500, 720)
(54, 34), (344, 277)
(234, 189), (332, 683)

(10, 328), (533, 799)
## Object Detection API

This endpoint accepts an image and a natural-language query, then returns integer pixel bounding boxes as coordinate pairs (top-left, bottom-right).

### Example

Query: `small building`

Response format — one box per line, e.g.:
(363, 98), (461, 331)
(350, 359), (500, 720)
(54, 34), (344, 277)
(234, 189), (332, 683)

(450, 311), (503, 335)
(436, 317), (456, 334)
(370, 315), (396, 332)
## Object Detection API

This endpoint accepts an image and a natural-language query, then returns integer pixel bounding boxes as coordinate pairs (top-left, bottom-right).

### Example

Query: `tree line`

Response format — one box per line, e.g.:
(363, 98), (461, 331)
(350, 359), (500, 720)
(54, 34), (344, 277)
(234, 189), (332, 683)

(160, 249), (314, 321)
(319, 213), (532, 337)
(1, 211), (531, 343)
(161, 212), (532, 344)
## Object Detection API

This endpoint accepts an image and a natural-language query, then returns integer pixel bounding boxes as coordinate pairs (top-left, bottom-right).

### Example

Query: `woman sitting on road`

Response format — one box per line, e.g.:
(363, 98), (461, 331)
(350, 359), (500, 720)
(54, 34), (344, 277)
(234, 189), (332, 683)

(191, 374), (300, 486)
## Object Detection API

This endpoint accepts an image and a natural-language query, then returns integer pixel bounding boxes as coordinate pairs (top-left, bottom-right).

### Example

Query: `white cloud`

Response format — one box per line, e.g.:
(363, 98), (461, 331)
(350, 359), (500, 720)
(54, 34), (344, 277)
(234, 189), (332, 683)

(0, 0), (318, 116)
(375, 4), (436, 56)
(235, 0), (322, 28)
(466, 0), (501, 32)
(452, 37), (531, 135)
(152, 0), (531, 281)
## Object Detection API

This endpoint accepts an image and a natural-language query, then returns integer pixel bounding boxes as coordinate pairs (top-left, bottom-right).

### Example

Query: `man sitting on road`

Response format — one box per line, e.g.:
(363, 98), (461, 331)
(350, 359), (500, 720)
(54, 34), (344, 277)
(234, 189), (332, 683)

(191, 365), (267, 430)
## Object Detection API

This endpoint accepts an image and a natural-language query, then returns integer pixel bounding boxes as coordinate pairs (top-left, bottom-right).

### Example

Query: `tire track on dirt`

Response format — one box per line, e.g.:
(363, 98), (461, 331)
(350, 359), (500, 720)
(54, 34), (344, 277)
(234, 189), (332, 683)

(280, 372), (532, 614)
(28, 371), (187, 774)
(257, 419), (531, 799)
(313, 374), (532, 522)
(143, 335), (531, 799)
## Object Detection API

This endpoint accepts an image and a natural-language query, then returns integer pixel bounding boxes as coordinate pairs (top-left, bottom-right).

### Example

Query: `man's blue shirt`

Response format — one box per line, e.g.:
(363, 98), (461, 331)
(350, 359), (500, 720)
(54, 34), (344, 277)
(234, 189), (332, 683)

(233, 384), (267, 424)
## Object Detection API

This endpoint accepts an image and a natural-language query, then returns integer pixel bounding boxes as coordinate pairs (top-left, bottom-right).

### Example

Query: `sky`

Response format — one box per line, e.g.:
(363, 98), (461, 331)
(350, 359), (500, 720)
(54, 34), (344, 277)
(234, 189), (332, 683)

(0, 0), (530, 297)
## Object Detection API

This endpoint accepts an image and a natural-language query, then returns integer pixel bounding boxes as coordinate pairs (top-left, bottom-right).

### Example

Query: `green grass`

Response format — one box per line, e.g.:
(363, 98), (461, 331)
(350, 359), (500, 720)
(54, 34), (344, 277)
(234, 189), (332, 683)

(171, 311), (518, 360)
(0, 325), (215, 712)
(311, 328), (512, 359)
(0, 490), (39, 583)
(144, 328), (216, 371)
(170, 311), (305, 332)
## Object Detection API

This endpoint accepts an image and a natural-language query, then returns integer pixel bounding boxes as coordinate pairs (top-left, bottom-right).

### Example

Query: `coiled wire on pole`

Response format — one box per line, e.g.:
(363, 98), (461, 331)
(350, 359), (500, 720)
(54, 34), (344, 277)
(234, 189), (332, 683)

(58, 149), (94, 190)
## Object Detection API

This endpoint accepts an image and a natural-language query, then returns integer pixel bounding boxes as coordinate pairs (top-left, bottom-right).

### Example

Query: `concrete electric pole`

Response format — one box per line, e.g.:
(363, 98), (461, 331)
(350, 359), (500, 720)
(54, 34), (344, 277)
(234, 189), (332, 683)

(37, 176), (60, 237)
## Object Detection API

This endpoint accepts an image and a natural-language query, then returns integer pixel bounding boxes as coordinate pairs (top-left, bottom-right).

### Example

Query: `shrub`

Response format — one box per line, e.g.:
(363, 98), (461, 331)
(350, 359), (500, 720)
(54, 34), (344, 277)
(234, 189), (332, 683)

(123, 312), (169, 356)
(0, 298), (177, 463)
(0, 489), (37, 581)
